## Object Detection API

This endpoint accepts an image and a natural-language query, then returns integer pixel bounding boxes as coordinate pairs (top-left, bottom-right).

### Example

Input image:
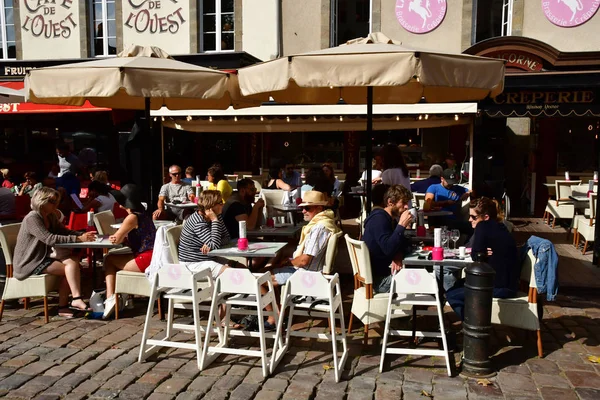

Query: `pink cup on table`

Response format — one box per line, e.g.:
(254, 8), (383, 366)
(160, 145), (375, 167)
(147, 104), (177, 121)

(431, 247), (444, 261)
(237, 238), (248, 251)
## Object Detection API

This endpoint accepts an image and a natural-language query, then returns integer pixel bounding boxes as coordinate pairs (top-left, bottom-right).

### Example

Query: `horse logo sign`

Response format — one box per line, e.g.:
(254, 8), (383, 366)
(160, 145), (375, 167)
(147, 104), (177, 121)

(542, 0), (600, 27)
(395, 0), (447, 34)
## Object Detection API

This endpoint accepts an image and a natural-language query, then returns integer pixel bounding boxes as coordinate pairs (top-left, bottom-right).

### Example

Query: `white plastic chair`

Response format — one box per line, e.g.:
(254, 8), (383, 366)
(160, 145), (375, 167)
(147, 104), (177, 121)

(93, 210), (117, 235)
(138, 264), (218, 368)
(491, 250), (544, 358)
(575, 193), (596, 254)
(200, 269), (283, 378)
(345, 235), (410, 344)
(272, 270), (348, 381)
(323, 231), (343, 275)
(165, 225), (184, 263)
(544, 180), (580, 228)
(0, 223), (60, 323)
(261, 189), (287, 220)
(379, 269), (452, 376)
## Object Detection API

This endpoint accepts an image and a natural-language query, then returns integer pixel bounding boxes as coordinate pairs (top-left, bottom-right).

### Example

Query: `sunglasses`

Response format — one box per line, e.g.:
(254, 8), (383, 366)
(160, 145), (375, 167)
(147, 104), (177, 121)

(170, 172), (181, 176)
(468, 214), (480, 220)
(301, 206), (315, 211)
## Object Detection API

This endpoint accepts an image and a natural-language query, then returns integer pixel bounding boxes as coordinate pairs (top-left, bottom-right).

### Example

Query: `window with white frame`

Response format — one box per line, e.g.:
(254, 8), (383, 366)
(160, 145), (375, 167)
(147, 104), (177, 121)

(474, 0), (513, 43)
(0, 1), (16, 59)
(90, 0), (116, 56)
(200, 0), (234, 52)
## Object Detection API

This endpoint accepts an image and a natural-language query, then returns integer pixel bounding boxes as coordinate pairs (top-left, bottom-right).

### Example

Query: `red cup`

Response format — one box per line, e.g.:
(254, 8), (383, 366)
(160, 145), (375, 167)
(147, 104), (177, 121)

(267, 218), (274, 228)
(237, 238), (248, 251)
(431, 247), (444, 261)
(295, 197), (302, 205)
(416, 226), (426, 237)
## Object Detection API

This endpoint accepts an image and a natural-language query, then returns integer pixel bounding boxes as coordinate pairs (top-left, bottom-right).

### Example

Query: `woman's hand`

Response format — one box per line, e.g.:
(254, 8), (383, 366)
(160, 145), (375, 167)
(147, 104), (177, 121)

(109, 235), (118, 244)
(201, 244), (211, 254)
(205, 209), (219, 221)
(372, 177), (382, 184)
(78, 231), (96, 242)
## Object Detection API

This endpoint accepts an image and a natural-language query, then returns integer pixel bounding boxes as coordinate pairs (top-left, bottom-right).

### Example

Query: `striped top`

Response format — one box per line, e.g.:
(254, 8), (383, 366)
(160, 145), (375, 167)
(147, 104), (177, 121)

(178, 211), (230, 263)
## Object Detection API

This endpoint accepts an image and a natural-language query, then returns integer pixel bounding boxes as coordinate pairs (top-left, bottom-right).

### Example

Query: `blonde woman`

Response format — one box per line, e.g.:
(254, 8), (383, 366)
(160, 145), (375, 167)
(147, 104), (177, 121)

(178, 190), (231, 279)
(12, 187), (96, 317)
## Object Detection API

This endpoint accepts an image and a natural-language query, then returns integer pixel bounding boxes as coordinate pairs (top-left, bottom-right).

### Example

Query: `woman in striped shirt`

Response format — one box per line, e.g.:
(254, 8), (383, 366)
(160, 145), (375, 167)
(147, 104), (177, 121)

(178, 190), (232, 278)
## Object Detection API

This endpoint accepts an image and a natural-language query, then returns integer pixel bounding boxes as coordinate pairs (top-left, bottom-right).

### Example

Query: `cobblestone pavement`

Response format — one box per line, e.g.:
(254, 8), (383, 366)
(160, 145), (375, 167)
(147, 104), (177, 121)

(0, 285), (599, 399)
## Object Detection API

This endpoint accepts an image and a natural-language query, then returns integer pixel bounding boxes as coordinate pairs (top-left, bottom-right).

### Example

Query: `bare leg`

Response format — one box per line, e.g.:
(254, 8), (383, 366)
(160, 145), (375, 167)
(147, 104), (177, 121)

(103, 254), (137, 297)
(45, 258), (87, 310)
(264, 275), (280, 325)
(58, 277), (70, 307)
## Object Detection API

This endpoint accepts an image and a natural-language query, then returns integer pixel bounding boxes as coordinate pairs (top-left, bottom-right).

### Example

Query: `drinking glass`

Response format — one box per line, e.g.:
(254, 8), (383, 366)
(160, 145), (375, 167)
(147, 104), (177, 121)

(450, 229), (460, 250)
(441, 231), (449, 250)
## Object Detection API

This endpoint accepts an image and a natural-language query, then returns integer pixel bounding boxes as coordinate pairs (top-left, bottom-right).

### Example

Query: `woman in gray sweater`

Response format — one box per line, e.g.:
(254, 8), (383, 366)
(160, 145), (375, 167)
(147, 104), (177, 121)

(13, 187), (96, 317)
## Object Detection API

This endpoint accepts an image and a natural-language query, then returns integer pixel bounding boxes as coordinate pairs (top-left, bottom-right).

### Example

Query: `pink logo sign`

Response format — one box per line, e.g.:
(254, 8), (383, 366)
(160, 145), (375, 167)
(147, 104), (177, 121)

(301, 273), (317, 289)
(230, 270), (245, 285)
(542, 0), (600, 27)
(405, 270), (421, 286)
(167, 264), (182, 281)
(395, 0), (447, 34)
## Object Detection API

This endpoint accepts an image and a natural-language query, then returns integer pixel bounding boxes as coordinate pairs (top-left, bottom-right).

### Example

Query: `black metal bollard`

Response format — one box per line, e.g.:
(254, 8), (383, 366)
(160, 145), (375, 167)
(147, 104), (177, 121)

(461, 259), (496, 378)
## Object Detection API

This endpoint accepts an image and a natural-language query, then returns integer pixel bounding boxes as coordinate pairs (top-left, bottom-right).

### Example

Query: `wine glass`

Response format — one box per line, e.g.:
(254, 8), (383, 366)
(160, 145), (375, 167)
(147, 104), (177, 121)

(450, 229), (460, 251)
(441, 231), (449, 250)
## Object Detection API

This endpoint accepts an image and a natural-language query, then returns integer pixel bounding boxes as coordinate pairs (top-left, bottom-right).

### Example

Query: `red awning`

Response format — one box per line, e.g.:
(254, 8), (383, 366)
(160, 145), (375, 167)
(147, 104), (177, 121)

(0, 81), (111, 114)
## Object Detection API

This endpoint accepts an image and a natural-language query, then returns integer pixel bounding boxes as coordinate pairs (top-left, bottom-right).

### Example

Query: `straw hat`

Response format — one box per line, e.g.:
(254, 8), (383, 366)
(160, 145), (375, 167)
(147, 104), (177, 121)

(298, 191), (329, 207)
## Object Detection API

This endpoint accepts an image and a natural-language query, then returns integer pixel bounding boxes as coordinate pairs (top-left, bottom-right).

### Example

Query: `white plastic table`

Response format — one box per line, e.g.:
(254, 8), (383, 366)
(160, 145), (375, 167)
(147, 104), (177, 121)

(209, 241), (287, 268)
(271, 204), (302, 226)
(110, 220), (173, 229)
(165, 202), (198, 210)
(55, 237), (124, 287)
(247, 225), (302, 239)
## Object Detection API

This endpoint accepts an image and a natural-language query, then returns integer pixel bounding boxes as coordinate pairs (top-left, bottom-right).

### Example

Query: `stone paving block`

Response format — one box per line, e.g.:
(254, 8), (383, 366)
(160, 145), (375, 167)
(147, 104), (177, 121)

(155, 377), (191, 394)
(243, 366), (268, 384)
(32, 395), (61, 400)
(75, 359), (110, 375)
(527, 359), (561, 375)
(55, 373), (91, 389)
(91, 366), (121, 383)
(100, 373), (137, 391)
(24, 346), (55, 358)
(348, 375), (376, 391)
(576, 387), (600, 400)
(0, 367), (15, 379)
(215, 374), (245, 391)
(375, 384), (403, 400)
(5, 375), (59, 399)
(17, 360), (56, 375)
(122, 360), (156, 377)
(137, 370), (172, 386)
(88, 389), (120, 399)
(175, 392), (204, 400)
(97, 348), (126, 360)
(564, 370), (600, 388)
(0, 372), (34, 390)
(228, 363), (254, 376)
(154, 356), (189, 371)
(531, 373), (571, 388)
(557, 360), (596, 372)
(539, 386), (578, 400)
(346, 388), (374, 400)
(314, 394), (345, 400)
(44, 337), (72, 348)
(63, 393), (87, 400)
(2, 355), (39, 368)
(403, 368), (434, 384)
(188, 375), (218, 393)
(67, 337), (96, 350)
(117, 383), (158, 399)
(263, 377), (289, 392)
(465, 378), (507, 400)
(254, 390), (283, 400)
(202, 389), (230, 400)
(63, 350), (100, 365)
(39, 385), (73, 397)
(175, 359), (202, 379)
(230, 382), (261, 400)
(402, 380), (432, 397)
(200, 362), (232, 377)
(44, 363), (78, 378)
(497, 371), (539, 394)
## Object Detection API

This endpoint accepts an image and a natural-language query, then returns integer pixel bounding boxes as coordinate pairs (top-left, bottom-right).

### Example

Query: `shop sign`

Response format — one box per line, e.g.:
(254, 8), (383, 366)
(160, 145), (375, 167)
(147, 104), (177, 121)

(122, 0), (190, 54)
(486, 51), (544, 72)
(483, 89), (600, 117)
(395, 0), (447, 34)
(19, 0), (81, 59)
(542, 0), (600, 28)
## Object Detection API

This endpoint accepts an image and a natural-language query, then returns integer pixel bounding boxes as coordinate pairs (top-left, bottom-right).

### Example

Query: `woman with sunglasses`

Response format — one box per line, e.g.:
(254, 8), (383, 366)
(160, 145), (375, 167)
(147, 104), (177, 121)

(13, 187), (97, 318)
(445, 197), (519, 320)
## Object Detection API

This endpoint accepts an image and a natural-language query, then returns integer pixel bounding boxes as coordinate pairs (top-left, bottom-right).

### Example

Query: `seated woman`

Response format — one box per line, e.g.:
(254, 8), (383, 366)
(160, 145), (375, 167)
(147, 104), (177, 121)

(80, 180), (116, 213)
(207, 164), (232, 203)
(18, 172), (43, 197)
(1, 168), (15, 191)
(322, 163), (341, 197)
(178, 190), (233, 278)
(445, 197), (519, 320)
(12, 187), (96, 317)
(102, 184), (156, 319)
(266, 164), (292, 191)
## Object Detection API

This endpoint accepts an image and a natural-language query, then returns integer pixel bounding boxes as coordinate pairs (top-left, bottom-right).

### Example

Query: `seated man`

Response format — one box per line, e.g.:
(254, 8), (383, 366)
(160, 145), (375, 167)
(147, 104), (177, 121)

(425, 168), (472, 233)
(410, 164), (443, 193)
(263, 191), (341, 329)
(153, 164), (195, 221)
(223, 178), (265, 238)
(182, 166), (195, 185)
(283, 163), (302, 187)
(362, 185), (413, 293)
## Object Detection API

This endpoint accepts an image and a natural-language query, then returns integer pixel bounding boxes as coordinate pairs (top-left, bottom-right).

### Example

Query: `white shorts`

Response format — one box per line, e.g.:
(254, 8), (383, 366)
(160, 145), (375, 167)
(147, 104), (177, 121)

(184, 259), (227, 279)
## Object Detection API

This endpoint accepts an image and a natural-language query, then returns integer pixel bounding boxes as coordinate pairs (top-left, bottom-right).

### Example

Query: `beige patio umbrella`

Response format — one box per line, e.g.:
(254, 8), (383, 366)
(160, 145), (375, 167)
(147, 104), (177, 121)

(0, 86), (24, 103)
(238, 32), (505, 211)
(25, 45), (265, 200)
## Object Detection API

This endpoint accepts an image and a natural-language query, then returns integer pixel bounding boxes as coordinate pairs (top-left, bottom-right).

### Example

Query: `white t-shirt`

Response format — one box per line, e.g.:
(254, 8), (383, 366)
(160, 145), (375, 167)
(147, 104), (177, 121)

(96, 193), (116, 212)
(381, 168), (413, 207)
(360, 169), (382, 183)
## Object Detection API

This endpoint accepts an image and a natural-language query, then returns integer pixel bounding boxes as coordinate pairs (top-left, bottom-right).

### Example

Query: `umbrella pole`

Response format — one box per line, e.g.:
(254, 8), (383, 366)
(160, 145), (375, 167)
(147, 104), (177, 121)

(365, 86), (373, 214)
(145, 97), (157, 204)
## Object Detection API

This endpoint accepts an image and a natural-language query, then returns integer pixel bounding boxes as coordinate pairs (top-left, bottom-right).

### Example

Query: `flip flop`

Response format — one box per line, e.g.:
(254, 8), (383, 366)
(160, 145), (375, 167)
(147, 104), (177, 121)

(69, 296), (92, 312)
(221, 321), (243, 329)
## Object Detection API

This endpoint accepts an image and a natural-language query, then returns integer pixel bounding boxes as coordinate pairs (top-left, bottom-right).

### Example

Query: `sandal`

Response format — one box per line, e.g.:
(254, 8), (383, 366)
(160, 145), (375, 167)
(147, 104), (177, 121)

(221, 320), (243, 329)
(69, 296), (92, 312)
(58, 307), (76, 319)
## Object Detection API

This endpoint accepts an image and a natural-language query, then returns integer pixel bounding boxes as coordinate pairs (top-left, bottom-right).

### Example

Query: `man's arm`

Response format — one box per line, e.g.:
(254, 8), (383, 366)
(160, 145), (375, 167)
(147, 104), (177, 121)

(425, 192), (455, 208)
(294, 225), (331, 269)
(153, 195), (166, 219)
(237, 199), (264, 230)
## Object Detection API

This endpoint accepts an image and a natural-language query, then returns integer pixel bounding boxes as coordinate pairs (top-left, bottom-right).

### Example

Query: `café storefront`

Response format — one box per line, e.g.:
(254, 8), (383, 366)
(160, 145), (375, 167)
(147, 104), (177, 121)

(465, 37), (600, 216)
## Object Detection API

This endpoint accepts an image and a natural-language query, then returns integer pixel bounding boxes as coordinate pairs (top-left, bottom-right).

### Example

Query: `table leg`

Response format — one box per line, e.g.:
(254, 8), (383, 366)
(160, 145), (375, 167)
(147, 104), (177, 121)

(92, 250), (97, 289)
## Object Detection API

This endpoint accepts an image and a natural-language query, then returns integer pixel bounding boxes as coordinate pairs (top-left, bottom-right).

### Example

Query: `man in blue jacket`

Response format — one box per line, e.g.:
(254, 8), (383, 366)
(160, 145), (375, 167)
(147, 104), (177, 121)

(362, 185), (414, 293)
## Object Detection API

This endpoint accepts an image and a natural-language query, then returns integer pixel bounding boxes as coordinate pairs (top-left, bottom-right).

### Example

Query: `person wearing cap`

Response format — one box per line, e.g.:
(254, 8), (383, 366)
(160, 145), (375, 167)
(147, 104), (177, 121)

(362, 185), (413, 293)
(425, 168), (471, 214)
(410, 164), (443, 193)
(103, 184), (157, 319)
(153, 164), (195, 221)
(261, 190), (341, 330)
